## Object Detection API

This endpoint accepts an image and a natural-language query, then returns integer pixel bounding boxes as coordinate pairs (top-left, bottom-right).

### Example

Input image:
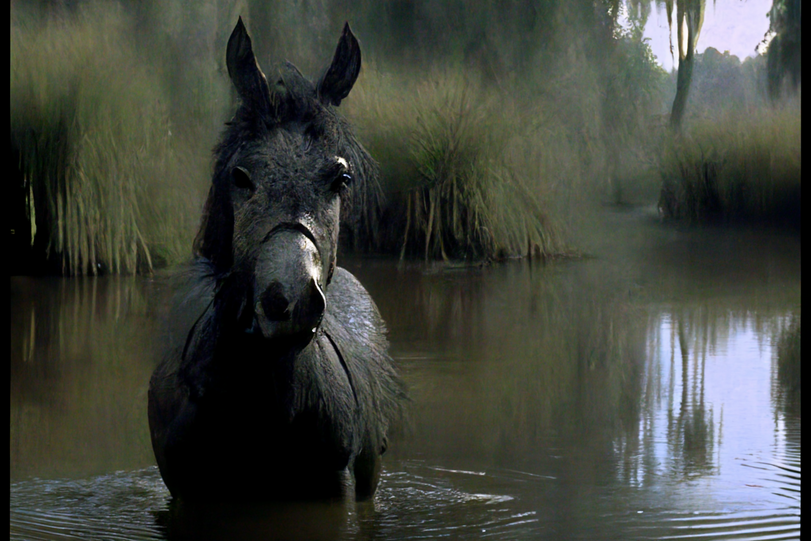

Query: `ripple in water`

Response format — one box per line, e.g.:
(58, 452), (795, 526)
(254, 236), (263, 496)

(362, 461), (540, 540)
(10, 468), (168, 541)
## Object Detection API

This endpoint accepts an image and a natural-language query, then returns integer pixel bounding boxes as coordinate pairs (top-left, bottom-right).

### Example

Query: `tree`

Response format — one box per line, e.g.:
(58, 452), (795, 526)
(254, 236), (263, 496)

(657, 0), (708, 130)
(764, 0), (801, 100)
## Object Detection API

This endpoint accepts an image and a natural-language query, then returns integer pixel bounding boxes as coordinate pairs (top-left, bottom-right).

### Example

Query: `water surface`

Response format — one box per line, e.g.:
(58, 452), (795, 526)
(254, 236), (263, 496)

(10, 209), (801, 540)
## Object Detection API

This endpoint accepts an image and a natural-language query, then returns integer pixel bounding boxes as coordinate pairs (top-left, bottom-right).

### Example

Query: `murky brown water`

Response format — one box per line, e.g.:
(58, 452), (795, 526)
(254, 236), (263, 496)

(10, 208), (801, 540)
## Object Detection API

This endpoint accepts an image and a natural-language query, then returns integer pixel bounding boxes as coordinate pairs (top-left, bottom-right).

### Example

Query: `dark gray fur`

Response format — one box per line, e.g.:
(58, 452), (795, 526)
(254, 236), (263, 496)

(148, 18), (404, 502)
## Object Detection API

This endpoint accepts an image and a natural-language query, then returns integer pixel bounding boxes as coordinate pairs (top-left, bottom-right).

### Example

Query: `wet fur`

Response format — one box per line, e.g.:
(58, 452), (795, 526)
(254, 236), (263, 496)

(148, 19), (403, 502)
(149, 262), (403, 500)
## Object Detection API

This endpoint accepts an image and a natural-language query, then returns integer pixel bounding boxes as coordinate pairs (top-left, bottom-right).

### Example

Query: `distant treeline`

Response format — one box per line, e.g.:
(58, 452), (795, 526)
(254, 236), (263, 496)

(662, 47), (770, 118)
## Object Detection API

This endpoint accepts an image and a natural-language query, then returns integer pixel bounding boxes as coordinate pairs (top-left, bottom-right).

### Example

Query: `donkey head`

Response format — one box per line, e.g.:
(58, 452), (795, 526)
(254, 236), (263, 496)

(195, 18), (369, 345)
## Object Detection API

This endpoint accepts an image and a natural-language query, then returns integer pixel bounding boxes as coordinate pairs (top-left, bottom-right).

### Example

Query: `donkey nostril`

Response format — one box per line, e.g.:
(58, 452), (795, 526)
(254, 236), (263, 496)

(260, 281), (291, 321)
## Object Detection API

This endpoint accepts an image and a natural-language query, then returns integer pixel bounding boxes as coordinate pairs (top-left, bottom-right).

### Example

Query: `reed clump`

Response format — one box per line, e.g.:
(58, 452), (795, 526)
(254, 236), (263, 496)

(11, 6), (214, 275)
(658, 103), (801, 229)
(346, 68), (567, 261)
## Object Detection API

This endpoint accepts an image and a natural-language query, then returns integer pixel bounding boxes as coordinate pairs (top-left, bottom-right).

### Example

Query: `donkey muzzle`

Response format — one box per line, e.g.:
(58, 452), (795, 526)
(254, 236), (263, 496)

(252, 227), (325, 342)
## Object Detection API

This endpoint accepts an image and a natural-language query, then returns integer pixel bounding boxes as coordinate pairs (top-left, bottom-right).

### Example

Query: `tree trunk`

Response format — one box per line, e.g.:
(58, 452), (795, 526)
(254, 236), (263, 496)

(670, 0), (704, 131)
(669, 47), (694, 130)
(670, 8), (698, 131)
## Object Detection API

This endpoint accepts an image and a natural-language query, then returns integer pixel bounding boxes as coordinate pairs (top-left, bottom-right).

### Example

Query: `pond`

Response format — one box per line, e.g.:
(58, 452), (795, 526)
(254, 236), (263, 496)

(10, 208), (801, 540)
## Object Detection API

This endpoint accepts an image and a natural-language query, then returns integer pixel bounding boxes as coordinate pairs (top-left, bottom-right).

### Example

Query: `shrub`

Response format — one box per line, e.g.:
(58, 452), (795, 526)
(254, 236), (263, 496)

(346, 68), (566, 261)
(658, 103), (801, 229)
(11, 5), (216, 274)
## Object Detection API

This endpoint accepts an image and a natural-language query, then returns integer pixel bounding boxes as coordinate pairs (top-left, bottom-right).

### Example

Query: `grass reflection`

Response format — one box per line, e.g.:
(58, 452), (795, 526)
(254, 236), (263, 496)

(10, 277), (158, 480)
(668, 314), (717, 478)
(354, 258), (649, 492)
(348, 227), (800, 503)
(774, 311), (801, 418)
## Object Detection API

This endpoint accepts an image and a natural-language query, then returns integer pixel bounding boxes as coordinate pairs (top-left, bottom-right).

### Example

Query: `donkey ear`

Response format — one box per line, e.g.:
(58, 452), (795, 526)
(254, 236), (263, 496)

(226, 17), (273, 114)
(317, 23), (361, 107)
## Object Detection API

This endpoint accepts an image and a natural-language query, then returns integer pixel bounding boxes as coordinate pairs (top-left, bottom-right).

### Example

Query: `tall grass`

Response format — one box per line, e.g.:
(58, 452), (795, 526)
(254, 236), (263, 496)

(343, 23), (666, 262)
(11, 5), (216, 275)
(658, 103), (801, 228)
(11, 2), (669, 270)
(346, 68), (568, 261)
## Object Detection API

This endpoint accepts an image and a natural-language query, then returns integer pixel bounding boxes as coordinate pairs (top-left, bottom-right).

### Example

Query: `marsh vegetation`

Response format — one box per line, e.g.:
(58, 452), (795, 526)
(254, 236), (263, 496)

(10, 0), (800, 274)
(658, 103), (801, 228)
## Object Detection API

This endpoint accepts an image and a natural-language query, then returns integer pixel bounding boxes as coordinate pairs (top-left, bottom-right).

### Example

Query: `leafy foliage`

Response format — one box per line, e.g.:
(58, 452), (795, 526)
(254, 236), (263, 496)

(764, 0), (801, 100)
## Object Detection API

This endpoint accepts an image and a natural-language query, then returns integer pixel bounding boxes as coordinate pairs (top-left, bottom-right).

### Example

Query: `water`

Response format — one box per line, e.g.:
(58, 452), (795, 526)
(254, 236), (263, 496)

(10, 208), (801, 540)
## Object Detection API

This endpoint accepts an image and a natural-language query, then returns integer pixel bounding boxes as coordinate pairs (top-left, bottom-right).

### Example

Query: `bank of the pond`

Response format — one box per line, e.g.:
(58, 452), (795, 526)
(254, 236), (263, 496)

(658, 103), (801, 229)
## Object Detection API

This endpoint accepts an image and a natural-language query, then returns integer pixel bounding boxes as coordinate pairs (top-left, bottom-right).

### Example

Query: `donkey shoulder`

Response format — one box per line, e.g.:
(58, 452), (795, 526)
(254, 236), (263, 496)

(325, 266), (388, 344)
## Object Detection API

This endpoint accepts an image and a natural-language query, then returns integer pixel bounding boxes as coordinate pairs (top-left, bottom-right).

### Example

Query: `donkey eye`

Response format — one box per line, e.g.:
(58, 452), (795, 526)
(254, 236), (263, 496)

(331, 172), (352, 192)
(330, 156), (351, 192)
(231, 166), (255, 191)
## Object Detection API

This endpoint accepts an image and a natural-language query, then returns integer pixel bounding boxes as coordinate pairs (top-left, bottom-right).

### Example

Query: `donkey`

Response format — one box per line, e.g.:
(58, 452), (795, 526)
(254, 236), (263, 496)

(148, 18), (404, 502)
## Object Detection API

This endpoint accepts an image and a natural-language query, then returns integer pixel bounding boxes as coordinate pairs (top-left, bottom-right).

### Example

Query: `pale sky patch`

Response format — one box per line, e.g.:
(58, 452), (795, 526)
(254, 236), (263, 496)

(635, 0), (773, 72)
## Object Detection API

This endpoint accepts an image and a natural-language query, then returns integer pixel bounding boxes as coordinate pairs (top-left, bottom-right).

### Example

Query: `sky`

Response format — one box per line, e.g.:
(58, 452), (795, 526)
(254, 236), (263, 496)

(637, 0), (773, 72)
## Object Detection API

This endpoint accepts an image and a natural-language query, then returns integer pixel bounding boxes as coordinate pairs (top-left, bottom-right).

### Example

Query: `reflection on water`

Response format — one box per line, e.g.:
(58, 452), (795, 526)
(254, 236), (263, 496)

(774, 312), (801, 419)
(10, 276), (160, 481)
(10, 209), (801, 540)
